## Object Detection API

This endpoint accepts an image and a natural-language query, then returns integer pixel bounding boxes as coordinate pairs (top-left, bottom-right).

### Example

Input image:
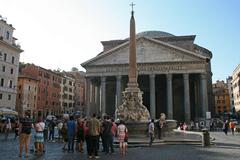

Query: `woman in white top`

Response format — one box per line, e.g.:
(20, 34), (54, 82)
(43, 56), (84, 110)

(117, 120), (128, 156)
(34, 117), (45, 155)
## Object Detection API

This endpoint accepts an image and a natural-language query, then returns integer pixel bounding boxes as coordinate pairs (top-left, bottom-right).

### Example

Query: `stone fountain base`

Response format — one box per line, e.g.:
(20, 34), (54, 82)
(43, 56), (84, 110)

(125, 121), (149, 138)
(115, 87), (150, 138)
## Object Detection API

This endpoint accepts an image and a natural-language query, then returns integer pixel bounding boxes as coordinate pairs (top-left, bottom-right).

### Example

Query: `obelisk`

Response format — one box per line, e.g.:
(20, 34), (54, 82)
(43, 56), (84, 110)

(115, 3), (150, 137)
(127, 6), (138, 90)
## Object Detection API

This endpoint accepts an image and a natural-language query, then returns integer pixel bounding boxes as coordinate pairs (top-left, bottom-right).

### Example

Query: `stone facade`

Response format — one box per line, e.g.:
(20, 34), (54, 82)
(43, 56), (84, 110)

(81, 31), (213, 122)
(20, 64), (62, 117)
(212, 80), (231, 114)
(232, 64), (240, 111)
(0, 18), (23, 111)
(16, 75), (38, 118)
(227, 76), (234, 111)
(59, 73), (75, 114)
(67, 71), (86, 114)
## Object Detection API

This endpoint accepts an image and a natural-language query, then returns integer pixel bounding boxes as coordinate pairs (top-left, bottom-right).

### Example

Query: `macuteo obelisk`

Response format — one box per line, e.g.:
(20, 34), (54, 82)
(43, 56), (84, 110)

(115, 4), (150, 137)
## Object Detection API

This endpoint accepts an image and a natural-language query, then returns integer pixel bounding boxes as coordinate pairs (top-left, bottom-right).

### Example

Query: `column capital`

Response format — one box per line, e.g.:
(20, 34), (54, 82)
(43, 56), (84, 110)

(101, 76), (106, 82)
(116, 75), (122, 80)
(200, 73), (207, 79)
(149, 74), (155, 79)
(183, 73), (189, 80)
(166, 73), (172, 80)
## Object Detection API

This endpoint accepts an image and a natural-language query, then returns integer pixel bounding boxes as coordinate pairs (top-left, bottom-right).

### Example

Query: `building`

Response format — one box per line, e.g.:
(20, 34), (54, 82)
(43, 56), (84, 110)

(59, 73), (75, 114)
(232, 64), (240, 111)
(226, 76), (234, 111)
(0, 17), (23, 110)
(81, 30), (213, 122)
(20, 64), (62, 117)
(16, 74), (38, 118)
(67, 71), (86, 114)
(212, 80), (231, 115)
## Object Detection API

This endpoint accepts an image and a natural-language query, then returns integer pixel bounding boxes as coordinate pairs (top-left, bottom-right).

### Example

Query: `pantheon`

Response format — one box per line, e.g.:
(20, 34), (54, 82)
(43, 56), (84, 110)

(81, 31), (213, 122)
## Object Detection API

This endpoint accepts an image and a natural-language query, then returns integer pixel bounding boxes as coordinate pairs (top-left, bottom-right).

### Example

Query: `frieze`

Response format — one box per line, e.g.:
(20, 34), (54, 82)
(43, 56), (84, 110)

(86, 62), (206, 77)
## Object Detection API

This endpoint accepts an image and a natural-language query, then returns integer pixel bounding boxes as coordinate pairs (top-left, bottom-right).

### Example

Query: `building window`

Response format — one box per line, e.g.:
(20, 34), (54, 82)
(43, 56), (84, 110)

(0, 78), (4, 87)
(0, 93), (2, 99)
(8, 94), (11, 100)
(28, 86), (30, 91)
(9, 80), (13, 88)
(6, 31), (10, 40)
(2, 66), (5, 72)
(10, 68), (13, 74)
(4, 53), (7, 61)
(11, 56), (15, 64)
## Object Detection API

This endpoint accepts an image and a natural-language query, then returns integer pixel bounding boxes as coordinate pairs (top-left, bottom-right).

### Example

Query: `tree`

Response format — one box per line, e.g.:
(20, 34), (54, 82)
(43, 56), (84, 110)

(71, 67), (79, 72)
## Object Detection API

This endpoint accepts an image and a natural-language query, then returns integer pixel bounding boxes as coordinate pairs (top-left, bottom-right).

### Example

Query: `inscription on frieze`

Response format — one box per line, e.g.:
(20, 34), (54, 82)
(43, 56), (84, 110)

(138, 65), (182, 72)
(86, 62), (205, 76)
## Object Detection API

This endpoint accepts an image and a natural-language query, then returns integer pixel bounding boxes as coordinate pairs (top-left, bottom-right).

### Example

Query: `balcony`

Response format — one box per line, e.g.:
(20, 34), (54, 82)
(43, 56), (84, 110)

(0, 36), (22, 49)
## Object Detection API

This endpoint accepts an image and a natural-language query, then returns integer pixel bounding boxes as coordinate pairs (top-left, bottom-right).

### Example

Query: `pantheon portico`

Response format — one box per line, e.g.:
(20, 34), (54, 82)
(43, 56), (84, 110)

(81, 31), (213, 122)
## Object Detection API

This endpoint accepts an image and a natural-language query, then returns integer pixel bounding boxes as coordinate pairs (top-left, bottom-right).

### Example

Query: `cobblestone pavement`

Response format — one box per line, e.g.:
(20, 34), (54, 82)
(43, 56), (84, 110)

(0, 131), (240, 160)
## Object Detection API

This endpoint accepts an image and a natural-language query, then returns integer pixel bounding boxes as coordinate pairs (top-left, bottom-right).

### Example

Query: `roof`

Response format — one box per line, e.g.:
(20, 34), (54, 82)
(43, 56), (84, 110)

(136, 31), (175, 38)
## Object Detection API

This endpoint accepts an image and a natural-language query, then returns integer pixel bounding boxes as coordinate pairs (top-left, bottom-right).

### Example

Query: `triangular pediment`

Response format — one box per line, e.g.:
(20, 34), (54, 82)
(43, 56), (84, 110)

(81, 37), (206, 67)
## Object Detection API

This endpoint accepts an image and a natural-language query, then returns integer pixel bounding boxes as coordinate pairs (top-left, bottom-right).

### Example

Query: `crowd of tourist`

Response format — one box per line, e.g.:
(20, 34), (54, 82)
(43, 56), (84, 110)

(1, 111), (129, 159)
(1, 111), (239, 158)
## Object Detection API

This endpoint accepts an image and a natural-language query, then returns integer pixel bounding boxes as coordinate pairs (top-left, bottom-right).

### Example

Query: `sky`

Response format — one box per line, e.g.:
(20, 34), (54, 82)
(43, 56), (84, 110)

(0, 0), (239, 83)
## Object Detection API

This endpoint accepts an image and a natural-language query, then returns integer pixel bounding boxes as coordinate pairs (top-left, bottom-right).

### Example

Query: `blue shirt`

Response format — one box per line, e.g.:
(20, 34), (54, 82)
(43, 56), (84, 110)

(67, 120), (76, 136)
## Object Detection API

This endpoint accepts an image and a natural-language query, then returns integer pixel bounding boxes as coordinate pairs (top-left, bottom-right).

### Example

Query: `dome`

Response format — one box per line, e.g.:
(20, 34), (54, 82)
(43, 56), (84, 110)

(136, 31), (174, 38)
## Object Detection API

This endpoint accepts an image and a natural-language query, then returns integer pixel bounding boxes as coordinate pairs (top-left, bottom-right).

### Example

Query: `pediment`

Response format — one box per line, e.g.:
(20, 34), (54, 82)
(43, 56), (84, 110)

(82, 37), (206, 67)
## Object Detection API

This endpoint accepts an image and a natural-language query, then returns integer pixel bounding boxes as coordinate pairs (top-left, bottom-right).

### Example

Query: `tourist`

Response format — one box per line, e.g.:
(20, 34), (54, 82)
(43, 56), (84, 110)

(148, 119), (155, 147)
(14, 119), (20, 139)
(61, 118), (68, 150)
(67, 115), (76, 152)
(57, 120), (63, 141)
(4, 118), (12, 140)
(102, 115), (113, 154)
(183, 122), (188, 131)
(88, 113), (101, 159)
(100, 116), (107, 152)
(19, 111), (33, 158)
(190, 120), (195, 130)
(223, 120), (229, 135)
(229, 120), (235, 135)
(48, 117), (56, 142)
(117, 120), (128, 156)
(158, 113), (166, 139)
(34, 117), (45, 155)
(76, 118), (85, 152)
(110, 118), (117, 153)
(84, 118), (91, 157)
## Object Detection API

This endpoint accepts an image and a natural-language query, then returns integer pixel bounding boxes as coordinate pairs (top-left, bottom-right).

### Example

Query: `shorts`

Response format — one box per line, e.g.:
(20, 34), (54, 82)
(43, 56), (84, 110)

(35, 132), (44, 143)
(20, 133), (31, 144)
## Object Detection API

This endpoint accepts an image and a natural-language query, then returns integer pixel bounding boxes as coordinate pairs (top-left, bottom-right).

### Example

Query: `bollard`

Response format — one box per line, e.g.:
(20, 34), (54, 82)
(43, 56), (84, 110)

(202, 129), (210, 147)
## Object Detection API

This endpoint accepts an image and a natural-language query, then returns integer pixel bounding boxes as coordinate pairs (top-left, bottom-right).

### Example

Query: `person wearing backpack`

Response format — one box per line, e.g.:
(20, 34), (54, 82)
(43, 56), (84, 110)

(19, 111), (33, 158)
(76, 118), (85, 152)
(102, 115), (112, 155)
